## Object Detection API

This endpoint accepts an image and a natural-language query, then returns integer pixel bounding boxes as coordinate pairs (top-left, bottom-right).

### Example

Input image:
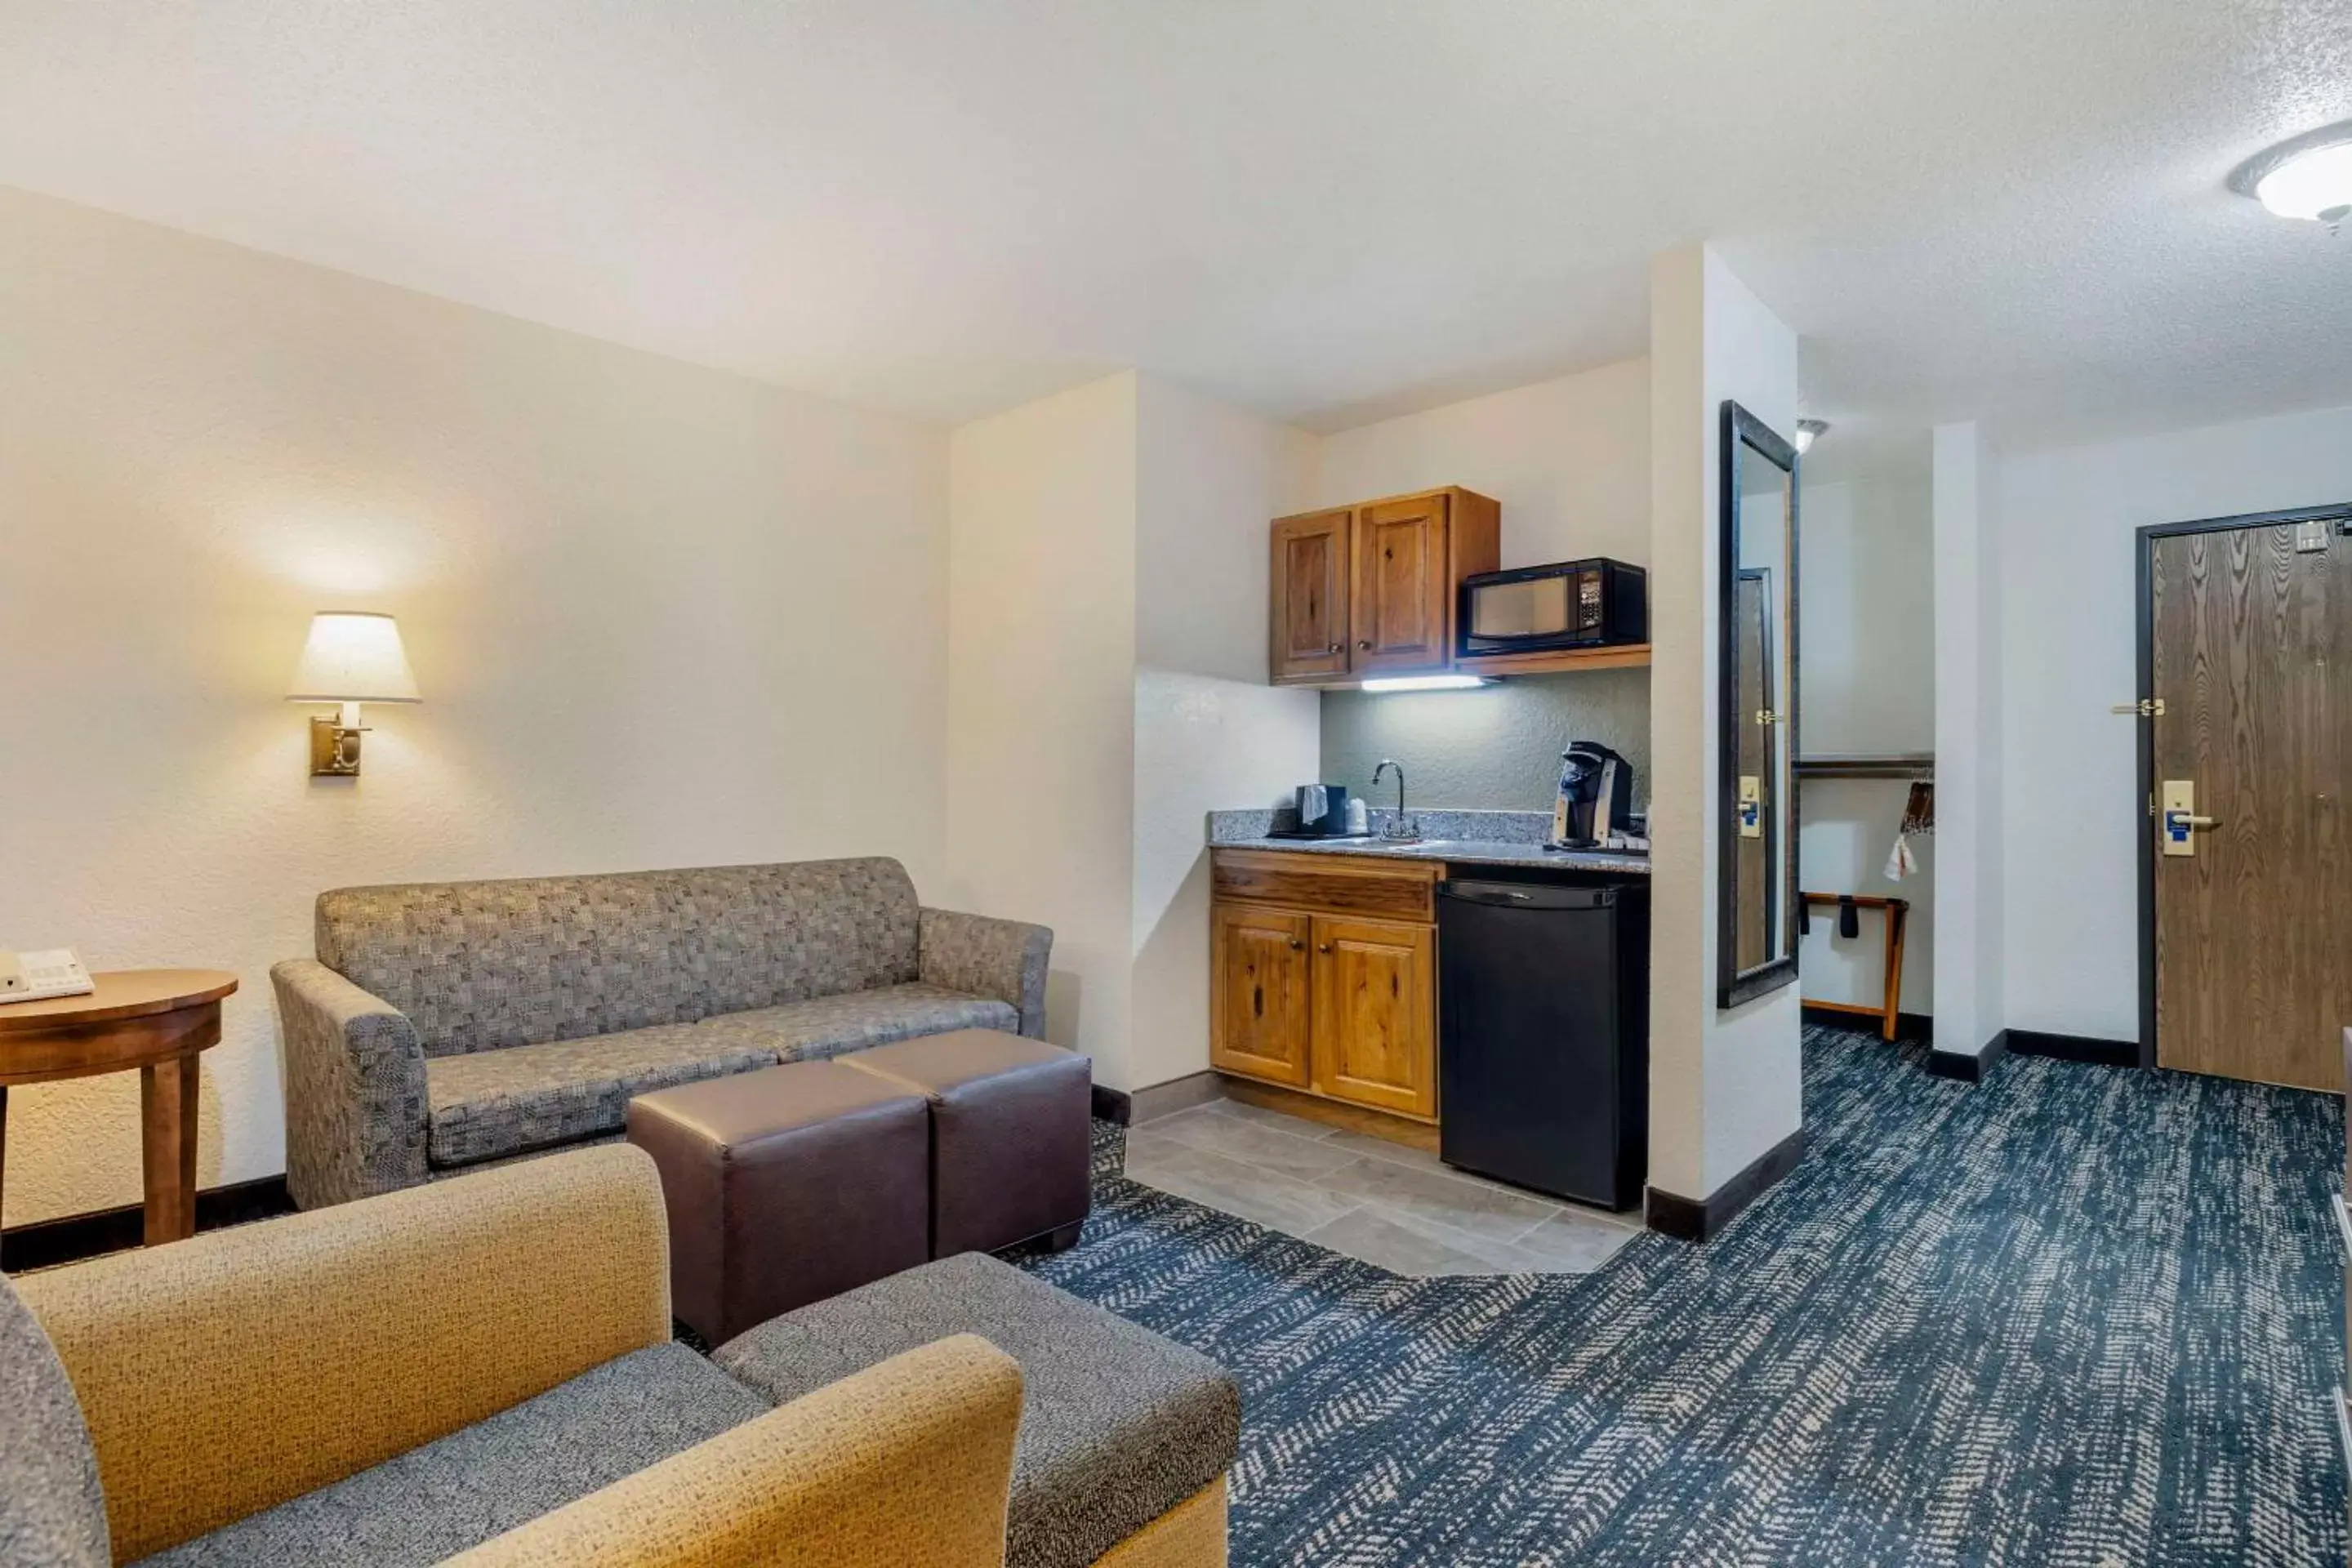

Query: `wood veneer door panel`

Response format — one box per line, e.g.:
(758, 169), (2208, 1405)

(2152, 523), (2350, 1091)
(1210, 904), (1313, 1088)
(1310, 916), (1436, 1118)
(1351, 496), (1451, 674)
(1271, 510), (1352, 683)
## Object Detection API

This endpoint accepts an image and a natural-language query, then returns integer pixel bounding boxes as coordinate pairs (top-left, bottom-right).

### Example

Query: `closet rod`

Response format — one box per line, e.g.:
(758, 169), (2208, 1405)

(1795, 753), (1934, 781)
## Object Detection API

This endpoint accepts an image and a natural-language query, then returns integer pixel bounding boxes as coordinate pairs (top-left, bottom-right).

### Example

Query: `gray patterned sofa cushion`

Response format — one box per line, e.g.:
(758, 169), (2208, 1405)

(0, 1272), (110, 1568)
(316, 873), (703, 1057)
(315, 859), (922, 1058)
(425, 1024), (779, 1168)
(131, 1343), (764, 1567)
(715, 1252), (1240, 1568)
(670, 861), (920, 1016)
(693, 982), (1018, 1065)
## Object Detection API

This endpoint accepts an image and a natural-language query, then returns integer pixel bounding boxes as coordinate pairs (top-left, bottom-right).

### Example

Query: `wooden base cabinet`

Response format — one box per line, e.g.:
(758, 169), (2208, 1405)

(1311, 917), (1436, 1118)
(1210, 903), (1312, 1089)
(1209, 849), (1438, 1123)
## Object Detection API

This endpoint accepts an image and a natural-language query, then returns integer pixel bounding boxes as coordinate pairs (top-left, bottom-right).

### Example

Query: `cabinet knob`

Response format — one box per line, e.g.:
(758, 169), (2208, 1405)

(1317, 942), (1331, 954)
(1325, 643), (1343, 654)
(1290, 938), (1303, 950)
(1357, 639), (1371, 650)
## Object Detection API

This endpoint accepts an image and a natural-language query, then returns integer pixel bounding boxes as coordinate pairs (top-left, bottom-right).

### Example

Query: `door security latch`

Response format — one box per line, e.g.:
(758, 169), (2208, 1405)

(2110, 697), (2167, 718)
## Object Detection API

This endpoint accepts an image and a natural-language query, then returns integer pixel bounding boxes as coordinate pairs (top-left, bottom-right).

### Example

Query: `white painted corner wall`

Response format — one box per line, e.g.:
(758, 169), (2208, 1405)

(1646, 246), (1804, 1203)
(1931, 423), (2005, 1060)
(942, 373), (1142, 1084)
(943, 371), (1321, 1095)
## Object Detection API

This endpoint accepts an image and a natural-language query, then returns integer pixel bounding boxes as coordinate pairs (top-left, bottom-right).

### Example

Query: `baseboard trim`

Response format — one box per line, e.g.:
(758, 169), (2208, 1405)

(1089, 1085), (1134, 1127)
(2006, 1029), (2139, 1068)
(1645, 1128), (1806, 1243)
(1127, 1070), (1226, 1125)
(1927, 1029), (2009, 1084)
(2, 1175), (295, 1274)
(1802, 1005), (1935, 1044)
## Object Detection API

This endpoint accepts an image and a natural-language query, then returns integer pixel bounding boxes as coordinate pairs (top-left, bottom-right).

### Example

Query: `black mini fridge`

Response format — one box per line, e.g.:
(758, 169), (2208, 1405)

(1437, 875), (1649, 1209)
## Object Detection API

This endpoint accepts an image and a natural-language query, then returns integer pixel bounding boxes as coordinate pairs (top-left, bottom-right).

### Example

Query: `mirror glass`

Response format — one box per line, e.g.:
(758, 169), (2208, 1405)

(1720, 403), (1800, 1006)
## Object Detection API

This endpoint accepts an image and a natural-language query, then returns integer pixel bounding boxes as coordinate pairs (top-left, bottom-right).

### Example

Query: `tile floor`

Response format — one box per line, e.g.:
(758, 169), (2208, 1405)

(1120, 1098), (1640, 1276)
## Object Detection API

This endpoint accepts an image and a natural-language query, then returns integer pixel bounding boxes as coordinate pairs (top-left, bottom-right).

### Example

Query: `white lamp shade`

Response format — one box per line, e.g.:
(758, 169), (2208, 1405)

(287, 612), (422, 703)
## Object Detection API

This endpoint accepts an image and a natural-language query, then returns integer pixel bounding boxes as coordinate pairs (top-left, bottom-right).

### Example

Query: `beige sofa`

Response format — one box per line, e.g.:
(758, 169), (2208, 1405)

(0, 1146), (1230, 1568)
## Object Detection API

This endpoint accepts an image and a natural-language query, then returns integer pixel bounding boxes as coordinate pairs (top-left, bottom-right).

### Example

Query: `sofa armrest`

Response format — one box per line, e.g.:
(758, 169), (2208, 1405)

(272, 957), (430, 1209)
(920, 908), (1052, 1039)
(16, 1145), (671, 1564)
(447, 1335), (1023, 1568)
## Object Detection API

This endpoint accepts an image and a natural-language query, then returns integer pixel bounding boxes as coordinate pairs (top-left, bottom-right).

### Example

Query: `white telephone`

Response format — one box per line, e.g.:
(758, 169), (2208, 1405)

(0, 949), (96, 1004)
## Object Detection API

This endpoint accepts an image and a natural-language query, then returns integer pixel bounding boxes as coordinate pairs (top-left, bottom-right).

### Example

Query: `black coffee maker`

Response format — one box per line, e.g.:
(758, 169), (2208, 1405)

(1549, 742), (1635, 849)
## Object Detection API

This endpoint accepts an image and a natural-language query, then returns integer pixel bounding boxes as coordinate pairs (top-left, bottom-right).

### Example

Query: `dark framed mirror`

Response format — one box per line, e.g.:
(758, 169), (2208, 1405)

(1717, 400), (1800, 1008)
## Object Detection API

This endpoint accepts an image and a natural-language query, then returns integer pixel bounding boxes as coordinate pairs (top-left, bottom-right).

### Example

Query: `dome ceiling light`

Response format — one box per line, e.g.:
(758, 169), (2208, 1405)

(2230, 121), (2352, 226)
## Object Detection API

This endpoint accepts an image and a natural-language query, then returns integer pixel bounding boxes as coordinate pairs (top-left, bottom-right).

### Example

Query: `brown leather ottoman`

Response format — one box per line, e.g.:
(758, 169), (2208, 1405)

(626, 1060), (930, 1343)
(839, 1029), (1092, 1257)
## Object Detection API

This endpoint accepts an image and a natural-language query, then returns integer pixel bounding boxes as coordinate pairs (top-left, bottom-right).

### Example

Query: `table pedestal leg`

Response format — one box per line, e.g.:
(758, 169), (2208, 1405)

(140, 1055), (199, 1245)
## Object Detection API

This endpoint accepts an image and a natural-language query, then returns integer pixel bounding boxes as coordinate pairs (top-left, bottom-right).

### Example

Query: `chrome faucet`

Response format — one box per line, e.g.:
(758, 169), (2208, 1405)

(1372, 759), (1418, 841)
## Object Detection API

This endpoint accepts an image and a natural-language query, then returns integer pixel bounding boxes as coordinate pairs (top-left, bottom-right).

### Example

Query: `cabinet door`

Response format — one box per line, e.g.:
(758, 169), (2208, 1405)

(1210, 904), (1313, 1088)
(1311, 916), (1436, 1118)
(1351, 494), (1452, 674)
(1270, 510), (1353, 683)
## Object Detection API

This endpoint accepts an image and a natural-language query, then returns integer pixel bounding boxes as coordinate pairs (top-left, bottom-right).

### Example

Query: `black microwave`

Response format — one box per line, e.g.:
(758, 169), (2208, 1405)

(1458, 559), (1647, 655)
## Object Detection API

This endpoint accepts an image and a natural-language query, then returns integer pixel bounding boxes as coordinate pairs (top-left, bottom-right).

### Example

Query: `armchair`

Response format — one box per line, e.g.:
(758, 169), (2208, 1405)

(3, 1145), (1022, 1568)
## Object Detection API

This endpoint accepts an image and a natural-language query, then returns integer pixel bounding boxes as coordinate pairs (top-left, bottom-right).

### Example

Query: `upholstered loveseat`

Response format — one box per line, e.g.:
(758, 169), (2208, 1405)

(0, 1145), (1235, 1567)
(273, 858), (1050, 1209)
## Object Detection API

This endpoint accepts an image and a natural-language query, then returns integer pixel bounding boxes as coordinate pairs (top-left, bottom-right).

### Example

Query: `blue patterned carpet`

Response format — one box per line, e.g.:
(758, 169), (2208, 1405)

(1018, 1027), (2347, 1566)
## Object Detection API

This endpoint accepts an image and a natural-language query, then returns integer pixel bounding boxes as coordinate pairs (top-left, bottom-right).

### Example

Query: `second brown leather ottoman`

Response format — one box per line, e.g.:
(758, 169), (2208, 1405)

(626, 1060), (930, 1343)
(840, 1029), (1092, 1257)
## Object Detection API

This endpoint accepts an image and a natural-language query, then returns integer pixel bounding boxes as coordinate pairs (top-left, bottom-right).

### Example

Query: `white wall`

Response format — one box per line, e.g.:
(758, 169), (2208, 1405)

(947, 372), (1322, 1095)
(1315, 358), (1651, 568)
(1131, 376), (1321, 1091)
(1797, 474), (1936, 1014)
(0, 188), (952, 1226)
(1646, 246), (1804, 1201)
(1931, 423), (2006, 1060)
(942, 374), (1140, 1083)
(1995, 402), (2352, 1040)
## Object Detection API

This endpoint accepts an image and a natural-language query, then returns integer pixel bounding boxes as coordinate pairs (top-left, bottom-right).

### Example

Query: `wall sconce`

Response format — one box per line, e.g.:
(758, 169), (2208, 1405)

(287, 612), (421, 777)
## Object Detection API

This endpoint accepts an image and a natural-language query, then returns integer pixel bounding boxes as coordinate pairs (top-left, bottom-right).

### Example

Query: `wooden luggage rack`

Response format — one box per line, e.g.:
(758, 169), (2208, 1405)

(1799, 892), (1910, 1041)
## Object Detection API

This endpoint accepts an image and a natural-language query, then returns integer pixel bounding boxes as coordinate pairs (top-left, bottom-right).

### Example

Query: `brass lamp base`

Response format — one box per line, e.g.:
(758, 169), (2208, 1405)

(309, 715), (368, 777)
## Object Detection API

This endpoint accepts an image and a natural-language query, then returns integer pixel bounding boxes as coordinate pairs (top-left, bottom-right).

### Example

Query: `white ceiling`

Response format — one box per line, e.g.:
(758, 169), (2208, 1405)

(2, 2), (2347, 451)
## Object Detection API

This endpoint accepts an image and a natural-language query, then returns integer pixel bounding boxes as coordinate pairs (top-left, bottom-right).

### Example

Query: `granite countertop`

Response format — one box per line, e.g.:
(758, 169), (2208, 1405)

(1208, 807), (1650, 876)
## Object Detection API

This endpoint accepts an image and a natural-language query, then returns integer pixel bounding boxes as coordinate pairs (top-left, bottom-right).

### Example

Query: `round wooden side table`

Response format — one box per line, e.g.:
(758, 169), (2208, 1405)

(0, 970), (238, 1248)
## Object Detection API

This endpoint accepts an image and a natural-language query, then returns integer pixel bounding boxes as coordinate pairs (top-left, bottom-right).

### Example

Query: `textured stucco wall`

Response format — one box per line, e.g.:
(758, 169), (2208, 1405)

(0, 189), (951, 1227)
(1320, 670), (1651, 816)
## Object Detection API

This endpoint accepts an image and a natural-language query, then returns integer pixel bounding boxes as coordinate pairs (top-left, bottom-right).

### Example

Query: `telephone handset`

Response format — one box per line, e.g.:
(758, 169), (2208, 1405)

(0, 949), (96, 1004)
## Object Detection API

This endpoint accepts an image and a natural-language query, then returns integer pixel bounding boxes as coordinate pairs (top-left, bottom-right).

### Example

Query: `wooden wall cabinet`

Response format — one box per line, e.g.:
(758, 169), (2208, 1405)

(1268, 487), (1499, 686)
(1209, 849), (1437, 1122)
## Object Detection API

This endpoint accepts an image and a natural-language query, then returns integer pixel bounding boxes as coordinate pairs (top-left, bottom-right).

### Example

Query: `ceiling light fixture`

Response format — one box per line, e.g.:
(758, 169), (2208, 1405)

(1360, 675), (1491, 693)
(1794, 419), (1829, 454)
(2230, 120), (2352, 225)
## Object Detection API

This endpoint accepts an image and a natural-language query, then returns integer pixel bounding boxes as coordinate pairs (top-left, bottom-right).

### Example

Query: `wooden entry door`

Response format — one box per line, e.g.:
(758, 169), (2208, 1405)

(2149, 514), (2352, 1090)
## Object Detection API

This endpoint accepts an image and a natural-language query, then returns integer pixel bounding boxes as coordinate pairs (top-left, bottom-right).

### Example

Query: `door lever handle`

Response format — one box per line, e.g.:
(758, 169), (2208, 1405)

(2171, 813), (2221, 830)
